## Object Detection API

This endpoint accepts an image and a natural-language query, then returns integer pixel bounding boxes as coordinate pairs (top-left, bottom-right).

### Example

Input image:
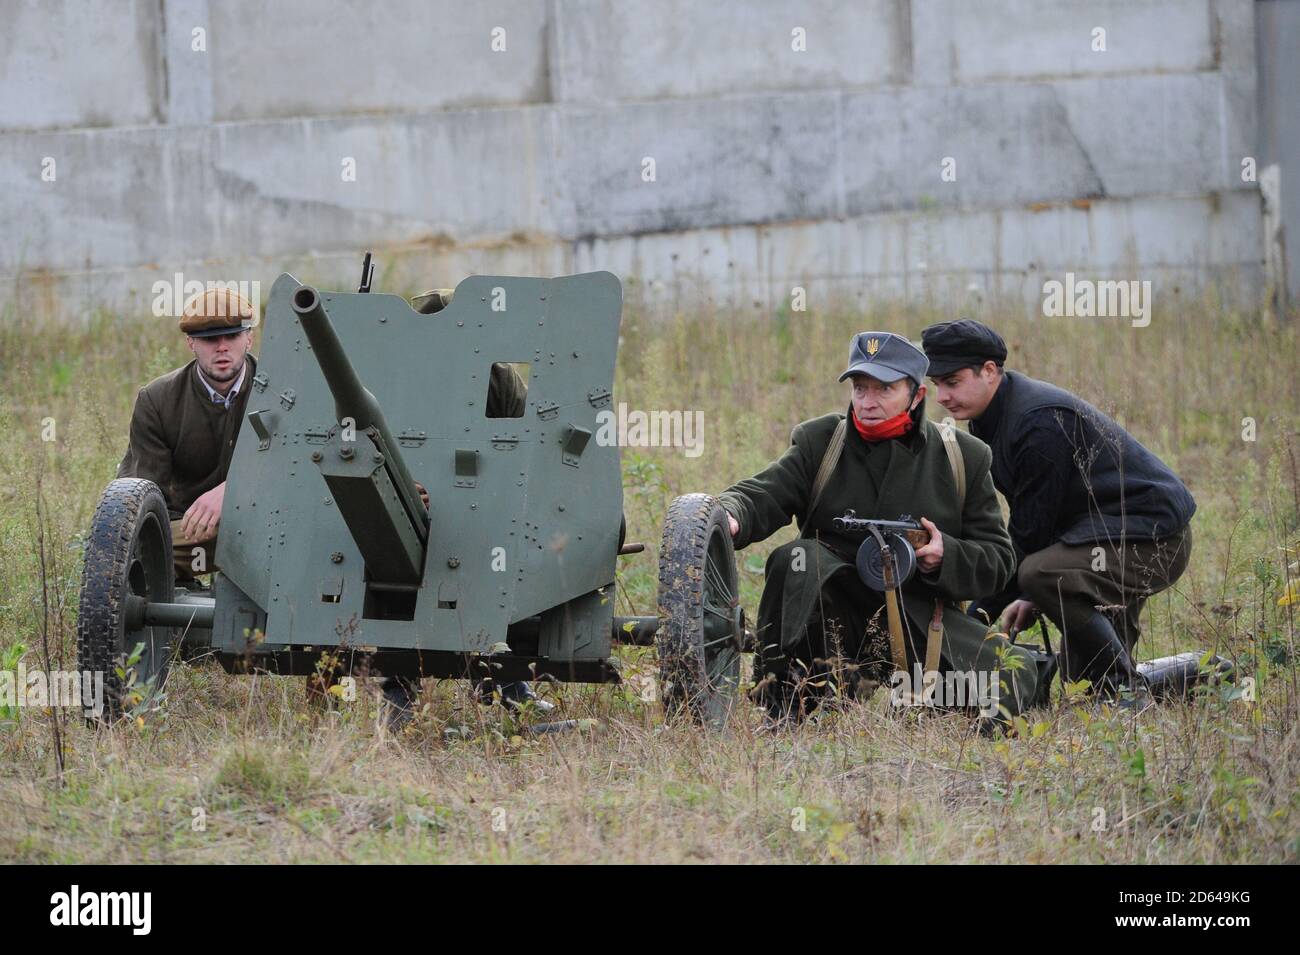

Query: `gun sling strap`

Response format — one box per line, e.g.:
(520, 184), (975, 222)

(806, 416), (967, 691)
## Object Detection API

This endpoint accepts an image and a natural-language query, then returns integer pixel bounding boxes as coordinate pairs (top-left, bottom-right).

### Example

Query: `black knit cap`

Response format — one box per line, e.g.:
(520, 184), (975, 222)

(920, 319), (1008, 377)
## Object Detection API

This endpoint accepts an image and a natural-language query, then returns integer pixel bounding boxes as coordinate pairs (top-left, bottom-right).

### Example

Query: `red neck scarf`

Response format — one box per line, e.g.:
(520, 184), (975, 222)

(851, 409), (914, 442)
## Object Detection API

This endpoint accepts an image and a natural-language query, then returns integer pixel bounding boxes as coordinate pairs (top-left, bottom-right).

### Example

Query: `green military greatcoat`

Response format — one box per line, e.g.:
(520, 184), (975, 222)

(719, 407), (1042, 717)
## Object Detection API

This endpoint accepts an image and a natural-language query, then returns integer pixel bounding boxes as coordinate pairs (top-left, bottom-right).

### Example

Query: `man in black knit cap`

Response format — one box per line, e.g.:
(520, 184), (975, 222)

(921, 320), (1196, 707)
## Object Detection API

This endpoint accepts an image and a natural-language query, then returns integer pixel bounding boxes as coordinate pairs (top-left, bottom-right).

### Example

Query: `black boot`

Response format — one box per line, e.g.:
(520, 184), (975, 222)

(751, 662), (816, 727)
(380, 675), (420, 730)
(1062, 612), (1150, 709)
(754, 677), (797, 726)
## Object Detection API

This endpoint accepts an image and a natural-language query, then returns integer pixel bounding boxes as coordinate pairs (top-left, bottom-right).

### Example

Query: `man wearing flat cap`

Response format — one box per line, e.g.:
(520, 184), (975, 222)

(718, 331), (1043, 723)
(117, 287), (257, 581)
(921, 319), (1195, 706)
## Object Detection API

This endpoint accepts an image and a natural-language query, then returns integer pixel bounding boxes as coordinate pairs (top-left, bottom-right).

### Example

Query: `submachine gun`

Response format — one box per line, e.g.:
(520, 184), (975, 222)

(832, 511), (942, 703)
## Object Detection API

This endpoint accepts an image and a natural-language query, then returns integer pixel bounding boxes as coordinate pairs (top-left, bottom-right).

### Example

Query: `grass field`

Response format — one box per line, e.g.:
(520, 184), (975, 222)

(1, 293), (1297, 863)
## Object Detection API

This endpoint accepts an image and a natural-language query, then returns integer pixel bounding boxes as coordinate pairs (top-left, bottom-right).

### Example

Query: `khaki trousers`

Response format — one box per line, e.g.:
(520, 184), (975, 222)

(171, 519), (218, 582)
(1016, 527), (1192, 651)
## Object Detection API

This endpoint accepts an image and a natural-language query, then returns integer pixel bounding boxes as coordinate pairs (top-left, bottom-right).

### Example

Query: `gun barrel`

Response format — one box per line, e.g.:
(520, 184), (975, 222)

(832, 513), (927, 548)
(293, 285), (384, 431)
(832, 516), (921, 532)
(293, 285), (429, 550)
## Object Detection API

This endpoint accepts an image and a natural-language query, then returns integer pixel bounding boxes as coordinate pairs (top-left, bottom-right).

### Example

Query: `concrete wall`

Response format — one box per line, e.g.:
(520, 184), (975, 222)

(0, 0), (161, 131)
(1, 0), (1275, 322)
(1256, 0), (1300, 301)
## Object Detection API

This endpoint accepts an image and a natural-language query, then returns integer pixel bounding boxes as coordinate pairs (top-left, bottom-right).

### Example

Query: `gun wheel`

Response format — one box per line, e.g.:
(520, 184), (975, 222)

(656, 493), (742, 727)
(77, 479), (177, 723)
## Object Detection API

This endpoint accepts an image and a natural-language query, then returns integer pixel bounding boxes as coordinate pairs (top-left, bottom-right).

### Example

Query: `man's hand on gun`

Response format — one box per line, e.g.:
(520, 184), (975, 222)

(181, 482), (225, 542)
(727, 510), (943, 575)
(913, 516), (943, 573)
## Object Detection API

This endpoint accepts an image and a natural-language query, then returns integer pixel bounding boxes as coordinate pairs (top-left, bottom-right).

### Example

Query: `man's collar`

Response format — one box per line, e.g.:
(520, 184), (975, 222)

(972, 369), (1012, 438)
(194, 362), (247, 406)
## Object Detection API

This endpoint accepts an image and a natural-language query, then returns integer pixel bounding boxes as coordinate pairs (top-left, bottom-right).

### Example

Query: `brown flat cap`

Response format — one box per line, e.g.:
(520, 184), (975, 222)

(179, 287), (257, 337)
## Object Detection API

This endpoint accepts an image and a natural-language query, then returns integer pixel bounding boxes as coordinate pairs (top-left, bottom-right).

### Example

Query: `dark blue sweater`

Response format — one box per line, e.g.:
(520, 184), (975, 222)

(970, 370), (1195, 562)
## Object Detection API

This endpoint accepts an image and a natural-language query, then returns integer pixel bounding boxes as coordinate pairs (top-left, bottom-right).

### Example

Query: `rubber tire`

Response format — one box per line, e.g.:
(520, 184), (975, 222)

(656, 493), (742, 726)
(77, 478), (176, 722)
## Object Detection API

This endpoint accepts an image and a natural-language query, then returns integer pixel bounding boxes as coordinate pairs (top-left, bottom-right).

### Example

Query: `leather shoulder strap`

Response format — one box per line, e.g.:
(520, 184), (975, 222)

(806, 418), (965, 525)
(806, 417), (847, 526)
(940, 422), (966, 513)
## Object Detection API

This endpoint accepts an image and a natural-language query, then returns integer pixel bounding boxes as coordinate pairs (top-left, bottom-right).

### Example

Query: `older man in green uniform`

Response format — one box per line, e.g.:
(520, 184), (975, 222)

(718, 332), (1042, 723)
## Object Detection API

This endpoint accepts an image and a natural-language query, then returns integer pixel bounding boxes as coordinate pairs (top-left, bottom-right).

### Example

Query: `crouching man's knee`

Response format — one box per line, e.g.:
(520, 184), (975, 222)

(1016, 549), (1061, 608)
